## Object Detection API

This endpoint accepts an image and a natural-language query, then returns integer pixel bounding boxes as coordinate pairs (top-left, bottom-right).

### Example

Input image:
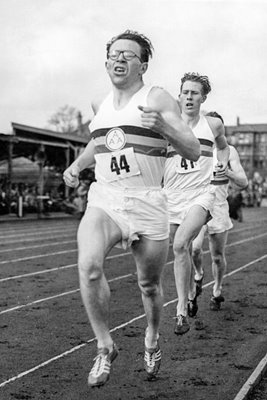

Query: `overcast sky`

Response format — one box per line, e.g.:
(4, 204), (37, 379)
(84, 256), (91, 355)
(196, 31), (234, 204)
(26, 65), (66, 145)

(1, 0), (267, 134)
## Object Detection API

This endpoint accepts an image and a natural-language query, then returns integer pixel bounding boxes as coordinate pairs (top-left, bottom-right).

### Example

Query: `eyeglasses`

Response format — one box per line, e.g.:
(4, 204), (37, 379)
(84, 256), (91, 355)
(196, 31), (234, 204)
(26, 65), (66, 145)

(108, 50), (142, 62)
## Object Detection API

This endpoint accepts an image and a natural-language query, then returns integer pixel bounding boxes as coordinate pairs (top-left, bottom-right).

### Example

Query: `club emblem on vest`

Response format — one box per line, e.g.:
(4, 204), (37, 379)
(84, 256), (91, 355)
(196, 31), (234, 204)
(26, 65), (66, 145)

(105, 128), (126, 151)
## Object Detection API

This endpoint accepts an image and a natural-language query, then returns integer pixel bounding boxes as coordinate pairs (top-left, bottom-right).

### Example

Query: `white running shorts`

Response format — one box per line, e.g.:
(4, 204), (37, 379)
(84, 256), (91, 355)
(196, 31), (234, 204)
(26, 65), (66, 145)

(208, 200), (233, 234)
(86, 182), (169, 249)
(165, 185), (216, 225)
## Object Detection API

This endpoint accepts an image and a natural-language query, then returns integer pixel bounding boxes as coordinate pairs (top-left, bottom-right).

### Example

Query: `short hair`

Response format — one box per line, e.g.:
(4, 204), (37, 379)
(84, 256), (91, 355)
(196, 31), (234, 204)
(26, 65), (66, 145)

(106, 30), (154, 63)
(206, 111), (224, 124)
(180, 72), (211, 96)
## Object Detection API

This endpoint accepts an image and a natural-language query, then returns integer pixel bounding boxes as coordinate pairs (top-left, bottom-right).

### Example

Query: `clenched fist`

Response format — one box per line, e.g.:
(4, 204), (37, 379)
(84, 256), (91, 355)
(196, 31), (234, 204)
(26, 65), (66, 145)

(138, 105), (166, 134)
(214, 162), (227, 178)
(63, 165), (80, 188)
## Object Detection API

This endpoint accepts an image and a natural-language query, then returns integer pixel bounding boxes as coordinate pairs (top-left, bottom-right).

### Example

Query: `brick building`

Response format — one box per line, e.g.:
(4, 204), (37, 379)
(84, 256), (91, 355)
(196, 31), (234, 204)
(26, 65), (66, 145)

(226, 119), (267, 180)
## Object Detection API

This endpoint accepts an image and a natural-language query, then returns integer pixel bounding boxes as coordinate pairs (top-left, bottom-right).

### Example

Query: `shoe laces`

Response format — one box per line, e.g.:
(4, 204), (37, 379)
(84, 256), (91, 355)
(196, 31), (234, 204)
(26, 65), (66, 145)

(175, 315), (185, 325)
(90, 353), (110, 377)
(146, 352), (155, 368)
(145, 346), (160, 367)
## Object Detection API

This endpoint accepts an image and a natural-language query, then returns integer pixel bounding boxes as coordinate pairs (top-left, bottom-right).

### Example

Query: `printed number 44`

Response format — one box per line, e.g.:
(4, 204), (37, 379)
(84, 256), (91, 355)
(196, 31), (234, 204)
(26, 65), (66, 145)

(110, 155), (130, 175)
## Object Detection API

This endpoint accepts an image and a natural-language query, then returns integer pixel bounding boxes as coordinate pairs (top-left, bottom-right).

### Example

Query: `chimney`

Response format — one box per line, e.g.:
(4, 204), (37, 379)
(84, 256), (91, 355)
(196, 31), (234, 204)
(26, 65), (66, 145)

(77, 112), (83, 135)
(236, 116), (240, 126)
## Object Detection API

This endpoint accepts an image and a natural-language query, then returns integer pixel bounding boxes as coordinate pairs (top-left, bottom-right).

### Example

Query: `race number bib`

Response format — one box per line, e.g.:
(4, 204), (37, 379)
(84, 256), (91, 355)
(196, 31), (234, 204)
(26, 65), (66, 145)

(95, 147), (141, 182)
(175, 155), (200, 174)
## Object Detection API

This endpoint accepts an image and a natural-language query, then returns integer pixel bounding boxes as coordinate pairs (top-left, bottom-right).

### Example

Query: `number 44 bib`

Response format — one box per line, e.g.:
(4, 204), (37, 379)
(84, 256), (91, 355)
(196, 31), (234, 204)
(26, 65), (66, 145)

(175, 154), (200, 174)
(95, 147), (141, 182)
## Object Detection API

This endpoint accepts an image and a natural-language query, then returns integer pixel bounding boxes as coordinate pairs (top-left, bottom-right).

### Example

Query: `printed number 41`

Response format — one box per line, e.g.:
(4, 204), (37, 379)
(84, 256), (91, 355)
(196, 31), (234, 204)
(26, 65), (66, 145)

(181, 158), (195, 170)
(110, 155), (130, 175)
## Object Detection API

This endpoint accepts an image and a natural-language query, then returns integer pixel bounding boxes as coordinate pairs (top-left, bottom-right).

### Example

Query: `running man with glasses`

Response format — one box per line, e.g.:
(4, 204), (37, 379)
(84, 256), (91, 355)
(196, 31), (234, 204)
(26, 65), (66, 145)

(63, 30), (200, 387)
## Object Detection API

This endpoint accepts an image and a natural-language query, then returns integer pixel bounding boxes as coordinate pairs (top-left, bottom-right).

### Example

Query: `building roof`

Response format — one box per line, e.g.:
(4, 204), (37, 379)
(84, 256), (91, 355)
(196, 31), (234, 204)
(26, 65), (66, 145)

(226, 123), (267, 134)
(11, 122), (89, 145)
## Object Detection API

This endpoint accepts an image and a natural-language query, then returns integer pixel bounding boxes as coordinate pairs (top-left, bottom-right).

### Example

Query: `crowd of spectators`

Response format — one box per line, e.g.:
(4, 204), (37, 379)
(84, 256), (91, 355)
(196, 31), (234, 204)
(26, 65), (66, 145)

(0, 171), (265, 219)
(227, 172), (267, 222)
(0, 182), (63, 215)
(0, 169), (95, 217)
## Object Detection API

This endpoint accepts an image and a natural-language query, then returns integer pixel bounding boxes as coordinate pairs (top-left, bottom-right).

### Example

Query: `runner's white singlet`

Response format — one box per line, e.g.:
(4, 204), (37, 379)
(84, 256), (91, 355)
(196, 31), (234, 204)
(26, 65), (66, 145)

(87, 85), (169, 248)
(208, 147), (233, 234)
(89, 85), (167, 188)
(164, 114), (214, 190)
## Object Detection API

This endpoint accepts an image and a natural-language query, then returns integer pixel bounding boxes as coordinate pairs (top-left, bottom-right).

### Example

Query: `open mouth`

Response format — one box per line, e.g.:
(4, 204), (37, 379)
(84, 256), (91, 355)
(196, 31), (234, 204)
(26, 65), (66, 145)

(114, 65), (126, 74)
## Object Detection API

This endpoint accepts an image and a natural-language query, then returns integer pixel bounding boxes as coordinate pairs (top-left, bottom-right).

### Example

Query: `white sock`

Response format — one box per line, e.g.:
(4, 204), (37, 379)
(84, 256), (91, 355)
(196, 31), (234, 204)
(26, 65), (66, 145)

(213, 289), (221, 297)
(145, 328), (159, 349)
(195, 270), (204, 281)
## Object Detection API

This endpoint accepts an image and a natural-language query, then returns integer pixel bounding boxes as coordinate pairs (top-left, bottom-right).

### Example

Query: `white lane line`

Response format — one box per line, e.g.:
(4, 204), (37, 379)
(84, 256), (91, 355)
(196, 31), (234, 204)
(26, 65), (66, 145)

(0, 226), (75, 239)
(0, 251), (131, 283)
(233, 352), (267, 400)
(0, 240), (75, 254)
(0, 264), (77, 282)
(0, 312), (146, 388)
(1, 230), (266, 269)
(0, 226), (72, 236)
(0, 247), (131, 265)
(0, 231), (266, 321)
(0, 253), (266, 388)
(0, 249), (77, 264)
(164, 254), (267, 306)
(0, 273), (134, 315)
(0, 221), (75, 233)
(0, 235), (266, 316)
(3, 218), (267, 237)
(226, 233), (267, 248)
(1, 233), (74, 246)
(0, 289), (80, 314)
(200, 232), (267, 255)
(0, 231), (266, 314)
(1, 233), (76, 245)
(1, 221), (265, 250)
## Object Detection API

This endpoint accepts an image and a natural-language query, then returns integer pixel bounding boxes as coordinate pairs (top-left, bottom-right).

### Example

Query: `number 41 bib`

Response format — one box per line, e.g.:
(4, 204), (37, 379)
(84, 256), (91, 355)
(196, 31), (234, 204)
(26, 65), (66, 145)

(175, 154), (200, 174)
(94, 147), (141, 182)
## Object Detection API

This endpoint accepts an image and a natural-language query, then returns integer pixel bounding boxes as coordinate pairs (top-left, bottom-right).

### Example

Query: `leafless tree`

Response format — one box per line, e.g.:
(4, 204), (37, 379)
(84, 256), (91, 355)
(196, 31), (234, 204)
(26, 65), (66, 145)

(47, 105), (80, 133)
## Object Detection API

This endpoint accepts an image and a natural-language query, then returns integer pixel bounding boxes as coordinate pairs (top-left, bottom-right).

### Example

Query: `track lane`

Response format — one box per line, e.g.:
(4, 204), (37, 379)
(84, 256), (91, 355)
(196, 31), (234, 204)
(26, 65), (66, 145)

(0, 252), (266, 399)
(0, 230), (266, 311)
(0, 207), (266, 400)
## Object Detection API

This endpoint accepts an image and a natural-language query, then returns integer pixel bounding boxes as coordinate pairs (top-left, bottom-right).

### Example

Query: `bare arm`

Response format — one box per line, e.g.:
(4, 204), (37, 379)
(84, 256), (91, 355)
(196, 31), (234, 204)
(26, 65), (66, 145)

(139, 87), (200, 161)
(63, 140), (96, 187)
(226, 146), (248, 189)
(63, 100), (98, 188)
(208, 116), (230, 175)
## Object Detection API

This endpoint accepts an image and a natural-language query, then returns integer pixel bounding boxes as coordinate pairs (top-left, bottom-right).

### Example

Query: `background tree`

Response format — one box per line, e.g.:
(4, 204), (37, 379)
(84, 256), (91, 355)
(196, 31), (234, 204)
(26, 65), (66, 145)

(47, 105), (81, 133)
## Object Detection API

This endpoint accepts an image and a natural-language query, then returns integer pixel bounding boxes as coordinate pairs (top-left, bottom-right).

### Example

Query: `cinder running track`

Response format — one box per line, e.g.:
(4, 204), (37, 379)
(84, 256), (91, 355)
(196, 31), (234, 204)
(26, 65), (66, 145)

(0, 207), (266, 400)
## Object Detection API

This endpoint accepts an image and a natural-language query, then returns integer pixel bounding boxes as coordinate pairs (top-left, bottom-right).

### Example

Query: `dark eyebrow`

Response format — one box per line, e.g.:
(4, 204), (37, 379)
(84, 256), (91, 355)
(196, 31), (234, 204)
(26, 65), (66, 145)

(182, 89), (199, 93)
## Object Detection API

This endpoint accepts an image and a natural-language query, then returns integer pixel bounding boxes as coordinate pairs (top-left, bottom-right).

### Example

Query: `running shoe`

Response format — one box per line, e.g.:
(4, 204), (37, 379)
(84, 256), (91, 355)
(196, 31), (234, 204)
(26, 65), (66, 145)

(174, 314), (190, 335)
(144, 342), (161, 380)
(210, 294), (225, 311)
(188, 296), (198, 317)
(88, 343), (119, 387)
(195, 274), (204, 297)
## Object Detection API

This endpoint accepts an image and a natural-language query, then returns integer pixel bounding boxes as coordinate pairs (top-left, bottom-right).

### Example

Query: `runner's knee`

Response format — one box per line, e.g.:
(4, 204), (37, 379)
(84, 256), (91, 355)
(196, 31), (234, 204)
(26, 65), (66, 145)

(173, 237), (190, 256)
(78, 255), (104, 281)
(138, 278), (161, 297)
(212, 254), (224, 267)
